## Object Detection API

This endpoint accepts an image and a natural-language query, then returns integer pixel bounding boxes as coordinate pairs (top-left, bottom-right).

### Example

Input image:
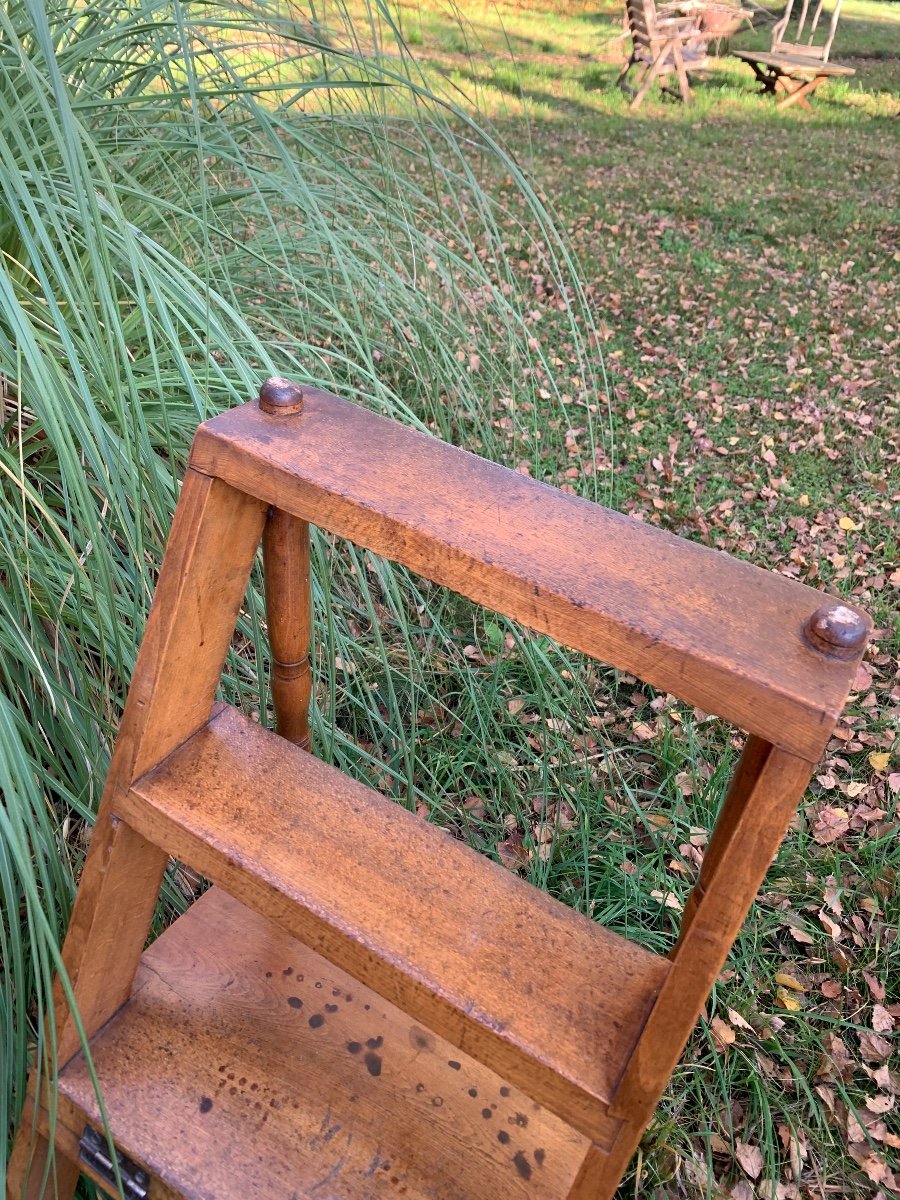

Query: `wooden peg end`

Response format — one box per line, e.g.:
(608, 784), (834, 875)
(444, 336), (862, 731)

(259, 376), (304, 416)
(803, 602), (869, 659)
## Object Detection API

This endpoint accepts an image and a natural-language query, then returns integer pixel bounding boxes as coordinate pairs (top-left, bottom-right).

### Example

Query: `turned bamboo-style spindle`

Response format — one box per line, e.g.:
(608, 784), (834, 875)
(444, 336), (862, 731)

(259, 377), (313, 751)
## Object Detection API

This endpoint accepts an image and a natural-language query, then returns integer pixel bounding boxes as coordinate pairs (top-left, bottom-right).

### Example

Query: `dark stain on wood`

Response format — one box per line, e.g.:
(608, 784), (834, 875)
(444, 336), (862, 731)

(513, 1151), (532, 1181)
(308, 1014), (325, 1029)
(199, 1097), (213, 1114)
(287, 996), (303, 1009)
(409, 1027), (433, 1051)
(364, 1052), (382, 1077)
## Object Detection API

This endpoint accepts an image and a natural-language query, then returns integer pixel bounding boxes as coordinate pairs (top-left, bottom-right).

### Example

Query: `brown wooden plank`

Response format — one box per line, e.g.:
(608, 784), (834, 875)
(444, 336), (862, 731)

(733, 49), (854, 75)
(115, 705), (669, 1144)
(189, 392), (868, 759)
(55, 887), (589, 1200)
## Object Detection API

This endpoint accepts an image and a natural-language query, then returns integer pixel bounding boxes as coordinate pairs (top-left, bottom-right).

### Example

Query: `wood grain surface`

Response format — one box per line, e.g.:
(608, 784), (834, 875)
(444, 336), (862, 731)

(56, 887), (589, 1200)
(116, 704), (670, 1143)
(190, 392), (868, 760)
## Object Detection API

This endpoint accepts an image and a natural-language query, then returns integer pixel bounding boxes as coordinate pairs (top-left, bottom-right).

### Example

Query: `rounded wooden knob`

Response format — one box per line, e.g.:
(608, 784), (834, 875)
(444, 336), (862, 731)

(803, 602), (869, 659)
(258, 376), (304, 416)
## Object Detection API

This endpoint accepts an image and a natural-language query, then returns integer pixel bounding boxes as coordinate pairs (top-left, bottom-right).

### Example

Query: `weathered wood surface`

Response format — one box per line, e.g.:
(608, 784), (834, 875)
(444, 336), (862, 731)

(116, 704), (668, 1144)
(733, 0), (853, 107)
(5, 1117), (80, 1200)
(55, 888), (589, 1200)
(14, 383), (870, 1200)
(7, 472), (266, 1200)
(733, 49), (855, 76)
(190, 391), (868, 760)
(620, 0), (709, 107)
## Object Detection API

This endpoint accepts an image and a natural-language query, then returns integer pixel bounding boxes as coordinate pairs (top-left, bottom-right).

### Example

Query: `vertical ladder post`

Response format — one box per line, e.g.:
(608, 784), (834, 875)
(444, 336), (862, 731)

(7, 468), (267, 1200)
(259, 378), (313, 751)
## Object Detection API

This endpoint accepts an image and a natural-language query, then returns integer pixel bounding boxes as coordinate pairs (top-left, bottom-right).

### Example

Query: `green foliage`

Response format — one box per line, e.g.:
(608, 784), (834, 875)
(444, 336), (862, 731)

(0, 0), (604, 1183)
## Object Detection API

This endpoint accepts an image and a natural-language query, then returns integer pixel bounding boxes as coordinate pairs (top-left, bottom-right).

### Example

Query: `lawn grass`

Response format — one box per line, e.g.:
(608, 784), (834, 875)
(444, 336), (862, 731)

(310, 2), (900, 1196)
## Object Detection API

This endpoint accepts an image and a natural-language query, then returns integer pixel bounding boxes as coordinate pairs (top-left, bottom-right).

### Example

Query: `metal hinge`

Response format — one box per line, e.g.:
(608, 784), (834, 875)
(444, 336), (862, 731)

(78, 1125), (150, 1199)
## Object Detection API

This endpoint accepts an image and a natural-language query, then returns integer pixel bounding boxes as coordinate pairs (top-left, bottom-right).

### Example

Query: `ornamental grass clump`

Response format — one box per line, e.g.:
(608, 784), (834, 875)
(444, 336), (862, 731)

(0, 0), (603, 1177)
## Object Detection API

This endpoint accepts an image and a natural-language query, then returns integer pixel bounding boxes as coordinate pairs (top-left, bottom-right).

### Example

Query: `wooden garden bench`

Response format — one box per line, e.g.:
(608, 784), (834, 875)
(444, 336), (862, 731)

(619, 0), (711, 108)
(733, 0), (854, 109)
(9, 377), (870, 1200)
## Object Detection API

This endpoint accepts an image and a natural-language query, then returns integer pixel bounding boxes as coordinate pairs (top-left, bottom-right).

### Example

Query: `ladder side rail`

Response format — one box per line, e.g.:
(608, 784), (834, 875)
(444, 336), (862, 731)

(567, 739), (818, 1199)
(54, 471), (265, 1069)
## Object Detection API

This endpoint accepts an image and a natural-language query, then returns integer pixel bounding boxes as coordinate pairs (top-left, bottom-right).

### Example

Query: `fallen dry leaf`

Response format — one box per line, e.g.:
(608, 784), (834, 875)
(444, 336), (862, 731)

(735, 1140), (764, 1180)
(496, 834), (528, 871)
(775, 986), (802, 1012)
(863, 970), (887, 1002)
(872, 1004), (895, 1033)
(858, 1030), (893, 1063)
(812, 806), (850, 844)
(728, 1007), (754, 1032)
(730, 1181), (755, 1200)
(848, 1142), (897, 1188)
(711, 1015), (736, 1050)
(818, 909), (843, 939)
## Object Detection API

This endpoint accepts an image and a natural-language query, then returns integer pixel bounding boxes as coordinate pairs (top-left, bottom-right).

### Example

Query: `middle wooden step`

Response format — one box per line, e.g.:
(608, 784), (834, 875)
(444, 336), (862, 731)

(117, 703), (670, 1144)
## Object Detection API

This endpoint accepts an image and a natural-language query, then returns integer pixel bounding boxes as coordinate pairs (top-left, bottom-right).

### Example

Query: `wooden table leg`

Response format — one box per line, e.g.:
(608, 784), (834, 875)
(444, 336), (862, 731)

(776, 74), (822, 110)
(747, 60), (776, 94)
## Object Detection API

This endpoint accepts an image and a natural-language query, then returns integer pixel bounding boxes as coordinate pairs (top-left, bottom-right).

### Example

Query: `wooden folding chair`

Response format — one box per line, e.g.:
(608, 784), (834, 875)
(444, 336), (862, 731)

(619, 0), (710, 108)
(9, 377), (870, 1200)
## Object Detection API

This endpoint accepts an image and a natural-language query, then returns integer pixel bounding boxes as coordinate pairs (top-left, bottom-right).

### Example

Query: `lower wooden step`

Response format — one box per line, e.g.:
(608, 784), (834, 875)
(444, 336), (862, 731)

(52, 888), (590, 1200)
(115, 704), (670, 1142)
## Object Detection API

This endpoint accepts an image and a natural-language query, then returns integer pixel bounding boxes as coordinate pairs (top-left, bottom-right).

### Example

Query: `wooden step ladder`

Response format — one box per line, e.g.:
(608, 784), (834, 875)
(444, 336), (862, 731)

(9, 377), (870, 1200)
